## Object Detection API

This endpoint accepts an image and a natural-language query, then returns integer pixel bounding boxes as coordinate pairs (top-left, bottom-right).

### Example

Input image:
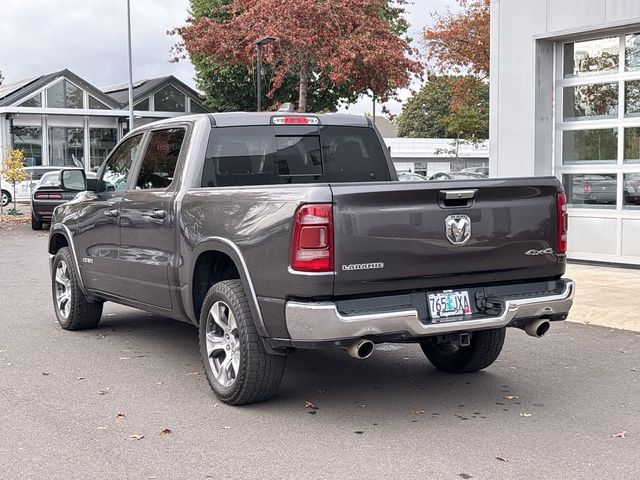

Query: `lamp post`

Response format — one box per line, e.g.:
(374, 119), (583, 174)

(255, 37), (276, 112)
(126, 0), (134, 131)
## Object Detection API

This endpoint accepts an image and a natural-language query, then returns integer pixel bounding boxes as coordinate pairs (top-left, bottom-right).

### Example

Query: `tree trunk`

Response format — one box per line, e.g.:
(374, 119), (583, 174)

(298, 67), (308, 112)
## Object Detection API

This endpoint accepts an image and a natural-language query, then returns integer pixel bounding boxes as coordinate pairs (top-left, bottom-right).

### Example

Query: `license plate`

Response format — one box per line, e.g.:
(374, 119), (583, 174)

(428, 290), (472, 319)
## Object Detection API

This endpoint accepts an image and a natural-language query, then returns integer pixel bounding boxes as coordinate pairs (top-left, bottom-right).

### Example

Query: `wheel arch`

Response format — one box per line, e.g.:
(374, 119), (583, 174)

(186, 238), (268, 337)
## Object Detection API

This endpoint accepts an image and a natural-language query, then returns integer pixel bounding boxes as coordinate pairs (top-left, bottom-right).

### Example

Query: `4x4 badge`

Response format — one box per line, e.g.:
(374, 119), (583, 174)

(445, 214), (471, 245)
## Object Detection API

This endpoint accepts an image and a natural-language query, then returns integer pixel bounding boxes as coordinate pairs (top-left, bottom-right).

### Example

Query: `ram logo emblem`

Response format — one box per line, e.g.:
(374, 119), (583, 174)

(445, 214), (472, 245)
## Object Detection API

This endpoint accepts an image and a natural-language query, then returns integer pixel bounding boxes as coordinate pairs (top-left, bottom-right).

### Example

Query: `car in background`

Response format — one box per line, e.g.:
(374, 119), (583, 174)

(570, 174), (616, 205)
(2, 166), (67, 206)
(462, 166), (489, 176)
(31, 169), (96, 230)
(428, 171), (487, 181)
(398, 172), (428, 182)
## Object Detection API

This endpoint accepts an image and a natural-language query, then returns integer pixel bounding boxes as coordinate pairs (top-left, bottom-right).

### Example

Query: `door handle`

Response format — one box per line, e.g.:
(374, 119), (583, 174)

(147, 209), (167, 220)
(104, 209), (119, 217)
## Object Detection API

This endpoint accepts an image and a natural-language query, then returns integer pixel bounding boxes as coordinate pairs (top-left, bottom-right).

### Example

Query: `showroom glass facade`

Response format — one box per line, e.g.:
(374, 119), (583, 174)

(3, 74), (208, 172)
(557, 32), (640, 212)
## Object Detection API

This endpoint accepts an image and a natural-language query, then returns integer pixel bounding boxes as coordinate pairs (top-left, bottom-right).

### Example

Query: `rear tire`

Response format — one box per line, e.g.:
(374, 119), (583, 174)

(420, 328), (506, 373)
(31, 212), (43, 230)
(1, 190), (10, 207)
(199, 280), (285, 405)
(51, 247), (103, 330)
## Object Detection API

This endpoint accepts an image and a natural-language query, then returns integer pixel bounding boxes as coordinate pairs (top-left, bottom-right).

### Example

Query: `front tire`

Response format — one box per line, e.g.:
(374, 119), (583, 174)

(51, 247), (103, 330)
(199, 280), (285, 405)
(420, 328), (506, 373)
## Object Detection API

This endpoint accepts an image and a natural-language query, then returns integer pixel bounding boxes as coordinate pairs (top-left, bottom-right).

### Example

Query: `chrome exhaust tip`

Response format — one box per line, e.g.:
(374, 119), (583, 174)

(524, 319), (551, 338)
(343, 339), (375, 359)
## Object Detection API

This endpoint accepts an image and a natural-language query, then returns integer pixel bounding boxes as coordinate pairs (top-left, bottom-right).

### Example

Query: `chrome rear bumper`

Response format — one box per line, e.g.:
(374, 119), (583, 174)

(285, 280), (575, 342)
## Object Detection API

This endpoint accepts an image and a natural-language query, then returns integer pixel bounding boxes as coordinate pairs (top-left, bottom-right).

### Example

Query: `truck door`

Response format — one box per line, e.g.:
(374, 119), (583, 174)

(118, 127), (187, 310)
(76, 134), (144, 295)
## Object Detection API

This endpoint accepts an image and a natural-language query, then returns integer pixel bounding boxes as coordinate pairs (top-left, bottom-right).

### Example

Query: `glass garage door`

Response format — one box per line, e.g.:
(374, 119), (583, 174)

(556, 32), (640, 264)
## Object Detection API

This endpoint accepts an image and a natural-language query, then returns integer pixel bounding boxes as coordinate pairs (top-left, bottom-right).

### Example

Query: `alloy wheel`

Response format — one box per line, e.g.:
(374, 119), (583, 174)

(54, 260), (72, 319)
(205, 300), (240, 387)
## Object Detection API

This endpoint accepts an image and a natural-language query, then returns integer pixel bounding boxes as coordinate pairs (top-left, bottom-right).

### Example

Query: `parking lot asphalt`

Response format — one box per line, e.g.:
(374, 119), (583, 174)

(1, 224), (639, 480)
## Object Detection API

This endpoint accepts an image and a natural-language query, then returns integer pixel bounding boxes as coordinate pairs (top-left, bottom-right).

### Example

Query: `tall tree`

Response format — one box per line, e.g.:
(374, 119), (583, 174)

(397, 75), (488, 139)
(423, 0), (490, 80)
(173, 0), (420, 112)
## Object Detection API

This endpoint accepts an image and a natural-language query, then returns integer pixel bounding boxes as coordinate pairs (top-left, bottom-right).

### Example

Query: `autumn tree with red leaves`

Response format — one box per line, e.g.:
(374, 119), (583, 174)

(423, 0), (490, 80)
(173, 0), (421, 112)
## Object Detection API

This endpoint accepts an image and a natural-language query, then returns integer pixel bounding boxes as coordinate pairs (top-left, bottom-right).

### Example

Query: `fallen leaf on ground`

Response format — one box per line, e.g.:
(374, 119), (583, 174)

(411, 410), (425, 415)
(354, 431), (364, 435)
(613, 431), (626, 438)
(305, 401), (319, 410)
(116, 412), (126, 419)
(520, 412), (532, 417)
(97, 426), (108, 430)
(128, 434), (144, 441)
(503, 395), (518, 400)
(222, 426), (231, 430)
(459, 474), (473, 479)
(119, 357), (131, 361)
(185, 372), (200, 376)
(98, 388), (110, 395)
(495, 456), (508, 462)
(42, 372), (50, 376)
(160, 428), (172, 435)
(77, 377), (85, 381)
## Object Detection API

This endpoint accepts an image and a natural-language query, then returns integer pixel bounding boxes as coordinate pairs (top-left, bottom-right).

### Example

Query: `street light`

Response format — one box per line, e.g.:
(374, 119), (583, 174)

(126, 0), (134, 131)
(255, 37), (277, 112)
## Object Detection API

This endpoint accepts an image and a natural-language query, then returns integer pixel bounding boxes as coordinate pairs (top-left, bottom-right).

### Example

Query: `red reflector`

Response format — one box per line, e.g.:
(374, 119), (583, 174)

(290, 204), (333, 272)
(557, 193), (568, 254)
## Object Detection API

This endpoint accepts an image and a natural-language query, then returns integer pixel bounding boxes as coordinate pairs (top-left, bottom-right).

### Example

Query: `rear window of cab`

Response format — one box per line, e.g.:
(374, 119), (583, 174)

(201, 125), (390, 187)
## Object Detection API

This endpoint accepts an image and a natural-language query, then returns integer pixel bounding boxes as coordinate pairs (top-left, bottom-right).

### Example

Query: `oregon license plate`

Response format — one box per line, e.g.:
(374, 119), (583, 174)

(428, 290), (472, 319)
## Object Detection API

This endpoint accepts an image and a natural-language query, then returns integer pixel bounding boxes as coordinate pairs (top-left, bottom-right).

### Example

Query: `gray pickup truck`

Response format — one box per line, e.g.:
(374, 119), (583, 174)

(49, 112), (574, 405)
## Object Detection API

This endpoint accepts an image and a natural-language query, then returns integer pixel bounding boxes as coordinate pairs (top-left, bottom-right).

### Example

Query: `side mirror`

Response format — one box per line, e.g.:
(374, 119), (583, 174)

(59, 169), (87, 191)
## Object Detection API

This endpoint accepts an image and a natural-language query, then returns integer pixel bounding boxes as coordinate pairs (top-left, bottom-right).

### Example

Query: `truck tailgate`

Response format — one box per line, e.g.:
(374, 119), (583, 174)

(330, 177), (564, 297)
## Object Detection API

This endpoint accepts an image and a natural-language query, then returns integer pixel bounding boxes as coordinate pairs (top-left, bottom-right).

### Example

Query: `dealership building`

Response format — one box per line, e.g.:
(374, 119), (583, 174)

(491, 0), (640, 265)
(0, 69), (208, 173)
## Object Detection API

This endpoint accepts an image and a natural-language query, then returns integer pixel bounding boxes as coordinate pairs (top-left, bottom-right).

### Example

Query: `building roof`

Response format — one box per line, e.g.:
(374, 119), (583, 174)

(0, 69), (121, 109)
(101, 75), (205, 108)
(384, 137), (489, 159)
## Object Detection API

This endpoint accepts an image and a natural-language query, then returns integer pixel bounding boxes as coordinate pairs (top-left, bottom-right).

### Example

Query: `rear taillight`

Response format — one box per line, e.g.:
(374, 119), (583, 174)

(583, 184), (592, 192)
(290, 204), (333, 272)
(557, 193), (568, 254)
(34, 192), (63, 199)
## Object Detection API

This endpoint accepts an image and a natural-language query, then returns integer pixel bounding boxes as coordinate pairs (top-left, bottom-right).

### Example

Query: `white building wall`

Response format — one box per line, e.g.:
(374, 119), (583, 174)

(491, 0), (640, 265)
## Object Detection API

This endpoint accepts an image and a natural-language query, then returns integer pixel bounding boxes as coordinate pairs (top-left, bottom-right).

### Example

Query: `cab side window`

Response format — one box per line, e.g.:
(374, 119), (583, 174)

(135, 128), (185, 190)
(98, 135), (143, 192)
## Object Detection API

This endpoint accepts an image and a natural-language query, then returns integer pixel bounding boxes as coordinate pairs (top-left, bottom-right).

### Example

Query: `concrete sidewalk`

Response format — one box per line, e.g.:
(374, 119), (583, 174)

(566, 263), (640, 332)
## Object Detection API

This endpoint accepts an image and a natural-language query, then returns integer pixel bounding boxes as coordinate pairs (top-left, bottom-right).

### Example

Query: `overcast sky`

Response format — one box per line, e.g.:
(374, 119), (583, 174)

(0, 0), (455, 115)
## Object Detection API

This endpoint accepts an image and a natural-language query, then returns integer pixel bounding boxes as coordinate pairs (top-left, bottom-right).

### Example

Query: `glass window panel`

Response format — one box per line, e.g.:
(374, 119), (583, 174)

(563, 83), (618, 121)
(12, 126), (42, 166)
(562, 129), (617, 164)
(46, 80), (83, 109)
(564, 37), (619, 77)
(624, 173), (640, 209)
(190, 100), (208, 113)
(18, 93), (42, 108)
(98, 135), (143, 192)
(625, 80), (640, 117)
(89, 128), (117, 172)
(153, 85), (185, 112)
(48, 127), (84, 167)
(89, 95), (109, 110)
(625, 33), (640, 71)
(135, 128), (185, 189)
(134, 97), (149, 111)
(624, 127), (640, 163)
(563, 173), (617, 209)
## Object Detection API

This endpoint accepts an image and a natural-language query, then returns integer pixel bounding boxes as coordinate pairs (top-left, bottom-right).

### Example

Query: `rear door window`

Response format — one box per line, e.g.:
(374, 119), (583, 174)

(201, 125), (389, 187)
(134, 128), (185, 190)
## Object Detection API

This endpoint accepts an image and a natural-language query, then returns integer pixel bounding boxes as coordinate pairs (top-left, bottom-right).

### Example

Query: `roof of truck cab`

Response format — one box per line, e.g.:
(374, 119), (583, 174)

(208, 112), (371, 127)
